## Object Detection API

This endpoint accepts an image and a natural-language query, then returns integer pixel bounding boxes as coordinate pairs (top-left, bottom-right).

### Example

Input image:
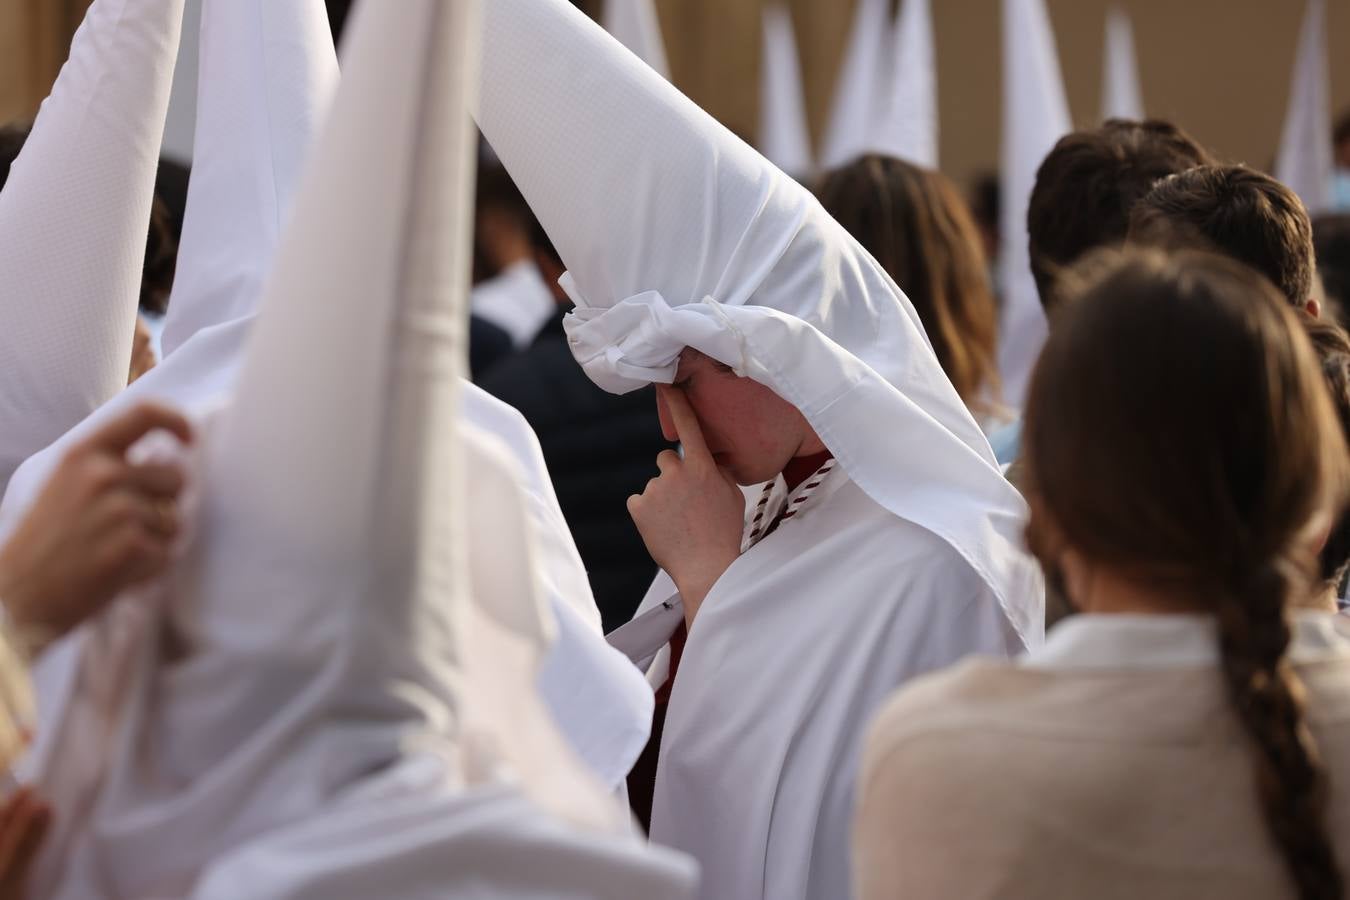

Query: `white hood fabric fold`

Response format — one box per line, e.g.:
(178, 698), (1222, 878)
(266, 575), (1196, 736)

(477, 0), (1043, 647)
(820, 0), (891, 170)
(871, 0), (938, 168)
(1275, 0), (1333, 216)
(757, 4), (814, 177)
(998, 0), (1070, 410)
(0, 0), (184, 494)
(4, 0), (651, 818)
(1100, 5), (1144, 122)
(35, 1), (691, 896)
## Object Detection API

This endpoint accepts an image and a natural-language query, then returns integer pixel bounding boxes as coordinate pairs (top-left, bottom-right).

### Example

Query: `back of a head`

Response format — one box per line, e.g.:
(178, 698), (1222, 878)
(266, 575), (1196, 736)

(1027, 119), (1213, 314)
(1129, 165), (1316, 309)
(1023, 248), (1348, 899)
(816, 154), (1000, 413)
(1315, 214), (1350, 327)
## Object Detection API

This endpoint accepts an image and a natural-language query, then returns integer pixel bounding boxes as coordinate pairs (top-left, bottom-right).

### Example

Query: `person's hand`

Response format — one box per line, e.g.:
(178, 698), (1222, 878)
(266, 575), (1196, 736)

(0, 788), (50, 900)
(628, 386), (745, 625)
(0, 403), (192, 655)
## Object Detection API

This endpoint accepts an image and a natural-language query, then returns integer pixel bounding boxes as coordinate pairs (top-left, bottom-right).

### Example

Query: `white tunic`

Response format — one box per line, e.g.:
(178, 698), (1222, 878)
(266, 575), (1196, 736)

(614, 469), (1021, 899)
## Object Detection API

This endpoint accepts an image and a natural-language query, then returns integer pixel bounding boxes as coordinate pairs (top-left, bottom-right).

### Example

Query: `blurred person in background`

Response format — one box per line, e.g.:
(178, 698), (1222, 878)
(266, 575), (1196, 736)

(856, 248), (1350, 900)
(1130, 164), (1320, 317)
(479, 167), (672, 632)
(816, 155), (1005, 428)
(992, 119), (1213, 466)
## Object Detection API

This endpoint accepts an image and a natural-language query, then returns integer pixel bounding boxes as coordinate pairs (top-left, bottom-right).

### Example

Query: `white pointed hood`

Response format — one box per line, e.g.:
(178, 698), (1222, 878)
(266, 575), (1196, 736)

(870, 0), (938, 168)
(604, 0), (670, 81)
(820, 0), (891, 170)
(159, 0), (338, 357)
(758, 4), (814, 177)
(1100, 5), (1144, 121)
(0, 0), (184, 494)
(1275, 0), (1333, 216)
(477, 0), (1043, 646)
(40, 1), (620, 895)
(998, 0), (1071, 410)
(0, 0), (338, 533)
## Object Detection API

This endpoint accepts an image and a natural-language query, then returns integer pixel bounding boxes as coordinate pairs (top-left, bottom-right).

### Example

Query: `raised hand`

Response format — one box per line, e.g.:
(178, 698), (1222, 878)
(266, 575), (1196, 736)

(0, 403), (193, 656)
(628, 385), (746, 625)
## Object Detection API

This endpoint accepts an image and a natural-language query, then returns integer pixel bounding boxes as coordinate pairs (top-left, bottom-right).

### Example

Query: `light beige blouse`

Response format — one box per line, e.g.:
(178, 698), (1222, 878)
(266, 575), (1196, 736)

(854, 613), (1350, 900)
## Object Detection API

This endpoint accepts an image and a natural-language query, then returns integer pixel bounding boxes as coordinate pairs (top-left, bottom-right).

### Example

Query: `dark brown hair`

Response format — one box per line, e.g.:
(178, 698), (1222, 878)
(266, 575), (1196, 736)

(1024, 249), (1348, 899)
(1027, 119), (1213, 314)
(1129, 165), (1316, 309)
(816, 155), (1001, 414)
(1303, 317), (1350, 590)
(1315, 215), (1350, 328)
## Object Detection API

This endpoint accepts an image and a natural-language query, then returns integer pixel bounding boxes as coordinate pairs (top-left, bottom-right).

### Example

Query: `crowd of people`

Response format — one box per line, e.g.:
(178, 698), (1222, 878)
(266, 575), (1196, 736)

(0, 0), (1348, 897)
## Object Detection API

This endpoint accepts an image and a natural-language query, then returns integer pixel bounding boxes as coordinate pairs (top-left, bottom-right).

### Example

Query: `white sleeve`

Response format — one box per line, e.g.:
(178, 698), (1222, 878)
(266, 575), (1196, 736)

(0, 0), (185, 493)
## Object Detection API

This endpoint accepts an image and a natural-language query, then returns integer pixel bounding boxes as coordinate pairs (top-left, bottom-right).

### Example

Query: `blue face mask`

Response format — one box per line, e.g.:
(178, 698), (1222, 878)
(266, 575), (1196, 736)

(1334, 169), (1350, 212)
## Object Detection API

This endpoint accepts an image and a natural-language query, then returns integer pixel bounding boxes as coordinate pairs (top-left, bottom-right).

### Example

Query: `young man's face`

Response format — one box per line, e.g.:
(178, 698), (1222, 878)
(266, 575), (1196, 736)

(657, 348), (817, 486)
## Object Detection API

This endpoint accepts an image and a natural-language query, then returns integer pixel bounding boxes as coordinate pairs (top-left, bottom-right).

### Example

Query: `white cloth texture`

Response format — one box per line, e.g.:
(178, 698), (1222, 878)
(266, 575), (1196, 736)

(757, 4), (813, 177)
(0, 0), (184, 496)
(612, 467), (1026, 900)
(15, 1), (679, 896)
(1275, 0), (1334, 216)
(1100, 5), (1144, 121)
(475, 3), (1043, 896)
(998, 0), (1070, 409)
(470, 260), (558, 348)
(871, 0), (938, 168)
(2, 0), (650, 808)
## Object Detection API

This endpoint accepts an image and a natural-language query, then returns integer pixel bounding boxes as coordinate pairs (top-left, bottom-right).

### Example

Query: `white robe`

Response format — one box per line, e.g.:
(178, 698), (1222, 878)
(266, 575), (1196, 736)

(612, 468), (1022, 899)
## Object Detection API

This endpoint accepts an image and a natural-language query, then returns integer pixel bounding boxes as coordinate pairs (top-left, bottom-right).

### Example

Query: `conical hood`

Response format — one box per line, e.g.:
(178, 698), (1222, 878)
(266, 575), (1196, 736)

(870, 0), (938, 168)
(604, 0), (670, 81)
(1100, 5), (1144, 121)
(998, 0), (1071, 409)
(821, 0), (892, 170)
(1275, 0), (1333, 216)
(160, 0), (338, 357)
(0, 0), (184, 493)
(758, 4), (814, 177)
(477, 0), (1043, 646)
(67, 1), (616, 887)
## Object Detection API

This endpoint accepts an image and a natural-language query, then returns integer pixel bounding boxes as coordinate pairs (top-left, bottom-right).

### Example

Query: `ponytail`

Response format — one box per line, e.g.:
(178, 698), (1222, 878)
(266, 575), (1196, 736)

(1216, 559), (1343, 900)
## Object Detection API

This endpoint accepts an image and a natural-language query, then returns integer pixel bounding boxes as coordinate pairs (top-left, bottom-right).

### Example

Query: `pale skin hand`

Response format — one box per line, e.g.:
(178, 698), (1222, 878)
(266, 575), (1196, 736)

(0, 403), (193, 655)
(628, 385), (746, 628)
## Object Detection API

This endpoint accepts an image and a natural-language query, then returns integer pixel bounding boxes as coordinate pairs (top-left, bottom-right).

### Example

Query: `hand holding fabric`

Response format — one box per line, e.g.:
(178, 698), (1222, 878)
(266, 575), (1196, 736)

(628, 386), (744, 625)
(0, 403), (192, 655)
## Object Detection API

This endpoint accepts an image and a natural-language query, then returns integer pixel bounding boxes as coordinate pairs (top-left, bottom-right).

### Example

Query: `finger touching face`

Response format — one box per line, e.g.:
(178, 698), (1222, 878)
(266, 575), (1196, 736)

(663, 349), (815, 485)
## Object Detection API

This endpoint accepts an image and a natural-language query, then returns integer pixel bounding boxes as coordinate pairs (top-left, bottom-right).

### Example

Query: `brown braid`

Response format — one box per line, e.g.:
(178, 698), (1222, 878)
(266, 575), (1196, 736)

(1022, 249), (1350, 897)
(1217, 561), (1342, 900)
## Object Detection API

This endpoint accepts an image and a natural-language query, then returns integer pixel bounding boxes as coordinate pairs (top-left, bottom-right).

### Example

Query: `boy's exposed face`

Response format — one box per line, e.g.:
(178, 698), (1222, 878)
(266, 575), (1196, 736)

(657, 348), (821, 486)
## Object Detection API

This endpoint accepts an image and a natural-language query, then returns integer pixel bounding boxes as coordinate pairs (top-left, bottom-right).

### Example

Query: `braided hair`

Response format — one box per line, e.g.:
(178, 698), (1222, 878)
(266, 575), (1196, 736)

(1023, 248), (1350, 898)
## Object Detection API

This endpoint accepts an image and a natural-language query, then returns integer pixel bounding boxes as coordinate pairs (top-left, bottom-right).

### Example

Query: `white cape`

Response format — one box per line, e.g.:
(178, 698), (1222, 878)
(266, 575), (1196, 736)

(475, 1), (1044, 897)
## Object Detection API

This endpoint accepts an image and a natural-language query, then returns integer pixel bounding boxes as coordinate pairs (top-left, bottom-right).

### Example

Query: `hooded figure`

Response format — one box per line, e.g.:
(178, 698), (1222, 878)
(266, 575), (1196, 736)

(475, 1), (1044, 898)
(0, 0), (185, 495)
(3, 0), (653, 804)
(30, 1), (695, 897)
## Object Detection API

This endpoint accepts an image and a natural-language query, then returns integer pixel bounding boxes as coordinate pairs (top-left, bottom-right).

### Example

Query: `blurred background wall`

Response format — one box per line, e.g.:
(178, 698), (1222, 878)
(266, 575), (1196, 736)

(2, 0), (1347, 186)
